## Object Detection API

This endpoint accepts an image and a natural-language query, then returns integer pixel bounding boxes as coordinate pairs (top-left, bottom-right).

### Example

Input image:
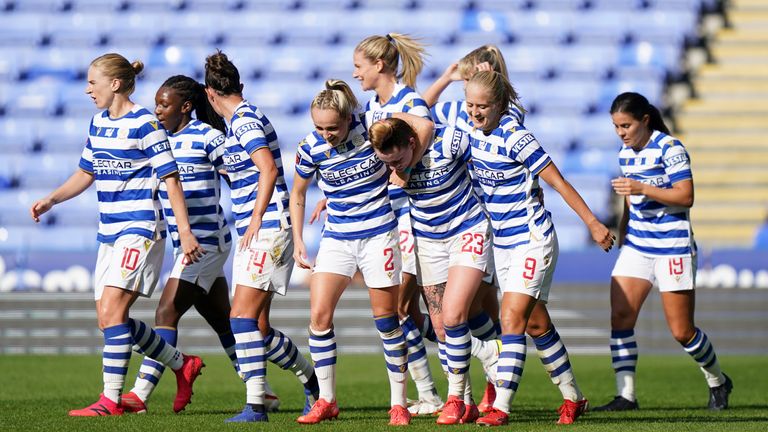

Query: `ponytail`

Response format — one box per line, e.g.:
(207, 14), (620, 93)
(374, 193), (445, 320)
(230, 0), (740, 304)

(457, 44), (509, 81)
(355, 33), (426, 88)
(310, 79), (359, 120)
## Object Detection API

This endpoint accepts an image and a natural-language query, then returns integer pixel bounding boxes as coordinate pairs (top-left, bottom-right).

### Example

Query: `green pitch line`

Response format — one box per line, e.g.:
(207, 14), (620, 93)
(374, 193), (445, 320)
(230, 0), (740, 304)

(0, 355), (766, 431)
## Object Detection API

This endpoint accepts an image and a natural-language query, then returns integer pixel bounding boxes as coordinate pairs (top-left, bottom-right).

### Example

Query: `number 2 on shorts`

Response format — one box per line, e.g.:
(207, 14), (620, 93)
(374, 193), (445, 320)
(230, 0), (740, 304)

(383, 247), (395, 272)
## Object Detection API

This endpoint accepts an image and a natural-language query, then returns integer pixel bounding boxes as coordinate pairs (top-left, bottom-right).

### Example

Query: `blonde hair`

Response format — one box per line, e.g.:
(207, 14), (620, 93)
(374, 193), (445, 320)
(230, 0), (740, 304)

(310, 79), (359, 120)
(369, 118), (416, 154)
(468, 70), (526, 116)
(90, 53), (143, 95)
(457, 44), (509, 81)
(355, 33), (426, 88)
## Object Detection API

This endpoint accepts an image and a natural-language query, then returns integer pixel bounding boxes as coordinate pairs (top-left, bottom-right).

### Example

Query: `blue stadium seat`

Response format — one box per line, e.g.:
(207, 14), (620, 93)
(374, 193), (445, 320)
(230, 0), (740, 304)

(4, 79), (62, 118)
(43, 12), (111, 47)
(20, 47), (88, 81)
(35, 115), (91, 152)
(0, 12), (44, 46)
(66, 0), (123, 12)
(155, 12), (221, 47)
(503, 10), (571, 44)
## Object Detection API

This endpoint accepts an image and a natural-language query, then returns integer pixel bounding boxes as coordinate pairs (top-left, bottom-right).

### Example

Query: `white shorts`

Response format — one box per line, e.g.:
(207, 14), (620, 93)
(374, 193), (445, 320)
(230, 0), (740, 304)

(611, 246), (696, 292)
(495, 230), (559, 303)
(413, 221), (491, 286)
(314, 229), (402, 289)
(398, 217), (417, 276)
(94, 234), (165, 301)
(169, 241), (231, 293)
(232, 229), (294, 296)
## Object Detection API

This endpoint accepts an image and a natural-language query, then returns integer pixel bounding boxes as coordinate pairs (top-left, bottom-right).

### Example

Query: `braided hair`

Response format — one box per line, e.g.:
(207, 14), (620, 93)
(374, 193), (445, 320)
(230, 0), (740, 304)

(160, 75), (226, 134)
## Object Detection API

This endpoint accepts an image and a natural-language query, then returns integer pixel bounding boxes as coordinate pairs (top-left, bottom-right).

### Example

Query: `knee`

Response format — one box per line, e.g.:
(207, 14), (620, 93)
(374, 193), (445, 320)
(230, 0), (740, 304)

(499, 313), (526, 335)
(442, 310), (464, 328)
(610, 307), (637, 328)
(525, 320), (547, 337)
(310, 312), (333, 333)
(670, 326), (696, 344)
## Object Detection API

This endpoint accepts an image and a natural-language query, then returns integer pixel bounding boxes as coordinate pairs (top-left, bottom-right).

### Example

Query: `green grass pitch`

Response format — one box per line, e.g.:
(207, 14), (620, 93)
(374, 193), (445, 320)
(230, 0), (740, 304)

(0, 354), (766, 431)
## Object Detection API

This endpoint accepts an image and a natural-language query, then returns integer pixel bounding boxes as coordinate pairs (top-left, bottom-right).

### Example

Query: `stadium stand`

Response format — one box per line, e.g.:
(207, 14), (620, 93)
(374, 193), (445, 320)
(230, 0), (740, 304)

(0, 0), (729, 256)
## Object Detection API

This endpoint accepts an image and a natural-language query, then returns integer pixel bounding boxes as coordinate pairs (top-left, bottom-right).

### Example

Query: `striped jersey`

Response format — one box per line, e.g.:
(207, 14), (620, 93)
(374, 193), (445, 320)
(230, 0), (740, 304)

(468, 115), (553, 249)
(431, 100), (525, 132)
(618, 130), (694, 256)
(432, 100), (526, 209)
(79, 105), (176, 244)
(364, 83), (431, 223)
(222, 100), (290, 236)
(158, 119), (232, 250)
(404, 125), (485, 239)
(295, 114), (396, 240)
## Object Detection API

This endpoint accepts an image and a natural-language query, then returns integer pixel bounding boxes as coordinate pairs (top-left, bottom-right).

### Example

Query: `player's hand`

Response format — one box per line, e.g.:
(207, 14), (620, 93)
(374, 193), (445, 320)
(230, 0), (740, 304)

(239, 215), (262, 251)
(442, 62), (462, 82)
(309, 199), (327, 225)
(30, 198), (54, 223)
(390, 169), (410, 187)
(179, 230), (205, 263)
(293, 241), (312, 269)
(588, 220), (615, 252)
(611, 177), (645, 196)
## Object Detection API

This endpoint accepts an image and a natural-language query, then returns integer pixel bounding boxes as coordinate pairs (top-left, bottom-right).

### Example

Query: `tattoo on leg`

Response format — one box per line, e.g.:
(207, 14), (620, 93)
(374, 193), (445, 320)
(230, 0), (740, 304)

(422, 283), (446, 314)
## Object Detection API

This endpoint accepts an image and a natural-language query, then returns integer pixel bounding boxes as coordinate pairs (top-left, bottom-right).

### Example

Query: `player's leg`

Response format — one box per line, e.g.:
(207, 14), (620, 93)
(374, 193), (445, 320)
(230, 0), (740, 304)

(69, 286), (140, 416)
(226, 284), (273, 422)
(592, 276), (652, 411)
(593, 245), (654, 412)
(526, 303), (587, 424)
(258, 294), (320, 413)
(296, 272), (347, 424)
(370, 285), (411, 425)
(657, 255), (731, 410)
(194, 277), (238, 371)
(476, 291), (537, 426)
(227, 229), (295, 423)
(398, 271), (442, 415)
(126, 276), (203, 411)
(397, 227), (441, 414)
(437, 265), (485, 425)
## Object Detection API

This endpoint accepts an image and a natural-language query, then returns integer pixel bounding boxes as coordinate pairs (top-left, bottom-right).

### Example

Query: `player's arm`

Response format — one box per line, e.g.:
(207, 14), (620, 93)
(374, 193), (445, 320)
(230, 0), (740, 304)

(241, 147), (277, 250)
(422, 62), (461, 107)
(611, 177), (694, 208)
(539, 163), (615, 252)
(30, 169), (94, 222)
(163, 173), (203, 262)
(289, 172), (313, 269)
(617, 196), (629, 248)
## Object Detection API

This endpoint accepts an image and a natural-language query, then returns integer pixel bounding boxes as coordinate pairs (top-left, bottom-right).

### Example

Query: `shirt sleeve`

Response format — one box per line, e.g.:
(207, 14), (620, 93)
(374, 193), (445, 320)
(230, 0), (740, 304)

(78, 137), (94, 173)
(506, 128), (551, 175)
(294, 138), (316, 179)
(233, 115), (269, 155)
(205, 129), (227, 171)
(403, 95), (431, 119)
(139, 120), (178, 178)
(662, 139), (693, 184)
(441, 127), (471, 162)
(431, 100), (460, 127)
